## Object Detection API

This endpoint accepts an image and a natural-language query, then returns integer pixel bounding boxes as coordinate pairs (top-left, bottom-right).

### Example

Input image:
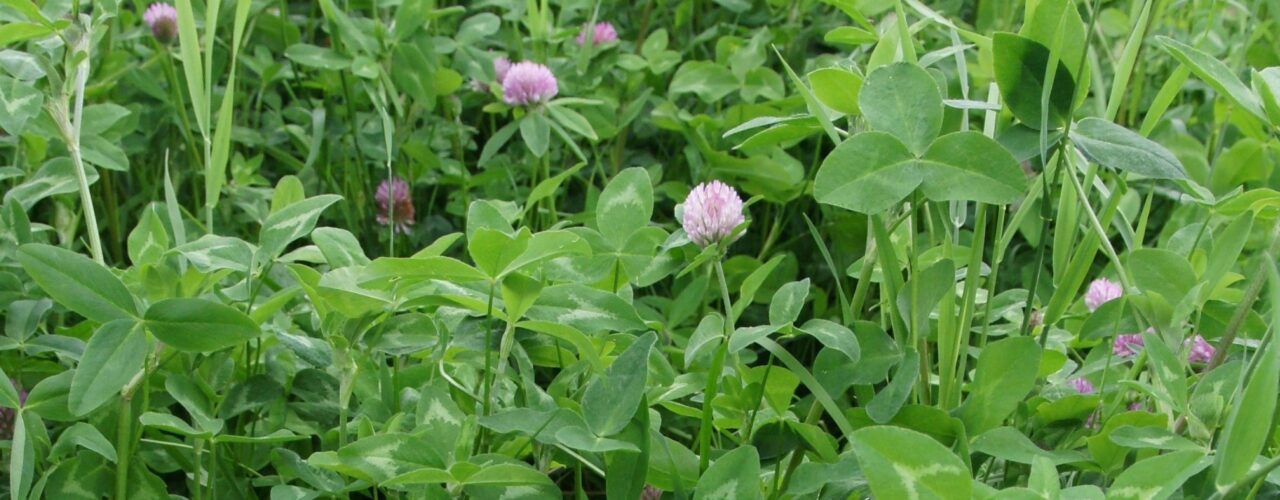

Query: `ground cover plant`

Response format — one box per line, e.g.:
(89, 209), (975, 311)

(1, 0), (1280, 497)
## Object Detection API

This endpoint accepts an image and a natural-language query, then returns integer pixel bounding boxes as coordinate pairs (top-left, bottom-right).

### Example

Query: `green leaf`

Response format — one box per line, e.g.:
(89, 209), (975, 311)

(526, 284), (647, 333)
(0, 75), (42, 135)
(80, 135), (130, 172)
(17, 244), (138, 323)
(958, 337), (1041, 434)
(1111, 450), (1209, 500)
(258, 194), (342, 260)
(171, 235), (257, 273)
(1019, 0), (1090, 110)
(127, 208), (170, 267)
(769, 278), (810, 326)
(10, 411), (35, 499)
(50, 422), (117, 463)
(993, 32), (1075, 129)
(1157, 36), (1265, 121)
(797, 318), (859, 364)
(850, 321), (901, 384)
(808, 68), (862, 115)
(547, 104), (598, 142)
(270, 175), (306, 214)
(0, 366), (19, 408)
(971, 426), (1088, 465)
(1070, 118), (1187, 179)
(519, 112), (551, 158)
(362, 256), (486, 284)
(1214, 286), (1280, 488)
(285, 44), (352, 70)
(462, 463), (554, 486)
(669, 61), (738, 103)
(849, 426), (972, 500)
(145, 298), (259, 352)
(69, 320), (146, 416)
(916, 131), (1026, 205)
(597, 167), (654, 250)
(693, 446), (762, 500)
(858, 62), (942, 155)
(5, 157), (99, 211)
(311, 227), (369, 268)
(814, 132), (918, 214)
(1128, 248), (1196, 307)
(581, 332), (656, 436)
(866, 350), (919, 423)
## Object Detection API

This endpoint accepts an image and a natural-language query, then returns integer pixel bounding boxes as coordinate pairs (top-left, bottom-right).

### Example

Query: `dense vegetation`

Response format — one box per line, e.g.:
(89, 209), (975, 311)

(2, 0), (1280, 497)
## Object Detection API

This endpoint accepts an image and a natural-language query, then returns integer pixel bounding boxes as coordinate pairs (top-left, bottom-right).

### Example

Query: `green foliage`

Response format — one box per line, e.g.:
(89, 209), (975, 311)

(3, 0), (1280, 497)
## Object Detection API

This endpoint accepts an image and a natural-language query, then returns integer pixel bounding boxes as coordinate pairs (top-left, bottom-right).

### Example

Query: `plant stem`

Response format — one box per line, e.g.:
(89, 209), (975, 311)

(66, 30), (105, 264)
(697, 258), (734, 472)
(115, 397), (131, 499)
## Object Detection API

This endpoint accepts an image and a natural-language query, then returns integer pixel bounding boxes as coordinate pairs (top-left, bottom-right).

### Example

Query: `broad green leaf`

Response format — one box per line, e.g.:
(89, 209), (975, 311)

(858, 62), (942, 155)
(1070, 118), (1187, 179)
(145, 298), (259, 352)
(808, 67), (862, 115)
(814, 132), (919, 214)
(1255, 67), (1280, 125)
(461, 463), (553, 486)
(1128, 248), (1196, 306)
(797, 318), (859, 364)
(80, 135), (129, 172)
(0, 75), (42, 134)
(916, 131), (1026, 205)
(959, 337), (1041, 434)
(693, 446), (762, 500)
(971, 426), (1088, 465)
(1200, 213), (1252, 303)
(581, 332), (656, 436)
(993, 32), (1075, 129)
(1020, 0), (1090, 109)
(270, 175), (306, 214)
(1141, 330), (1188, 410)
(4, 157), (99, 211)
(605, 397), (651, 499)
(362, 256), (486, 284)
(1157, 36), (1265, 121)
(1214, 276), (1280, 488)
(526, 284), (647, 333)
(311, 227), (369, 268)
(519, 112), (551, 158)
(11, 411), (35, 499)
(258, 194), (342, 260)
(1108, 425), (1203, 451)
(866, 350), (919, 423)
(127, 208), (170, 267)
(1111, 450), (1209, 500)
(669, 61), (738, 103)
(17, 244), (138, 323)
(170, 235), (257, 273)
(850, 320), (901, 384)
(849, 426), (972, 500)
(769, 278), (810, 326)
(69, 320), (146, 416)
(0, 366), (19, 408)
(50, 422), (117, 463)
(284, 44), (352, 70)
(596, 167), (654, 250)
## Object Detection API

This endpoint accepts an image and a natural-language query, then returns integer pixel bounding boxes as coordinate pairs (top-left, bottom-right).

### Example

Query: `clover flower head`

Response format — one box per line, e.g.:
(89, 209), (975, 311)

(501, 62), (558, 106)
(1085, 277), (1123, 311)
(576, 22), (618, 46)
(144, 3), (179, 43)
(681, 180), (746, 248)
(1186, 335), (1214, 364)
(376, 177), (415, 235)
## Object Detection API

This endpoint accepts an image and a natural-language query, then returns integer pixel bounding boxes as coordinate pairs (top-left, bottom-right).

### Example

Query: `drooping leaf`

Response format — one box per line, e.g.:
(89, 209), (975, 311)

(1071, 118), (1187, 179)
